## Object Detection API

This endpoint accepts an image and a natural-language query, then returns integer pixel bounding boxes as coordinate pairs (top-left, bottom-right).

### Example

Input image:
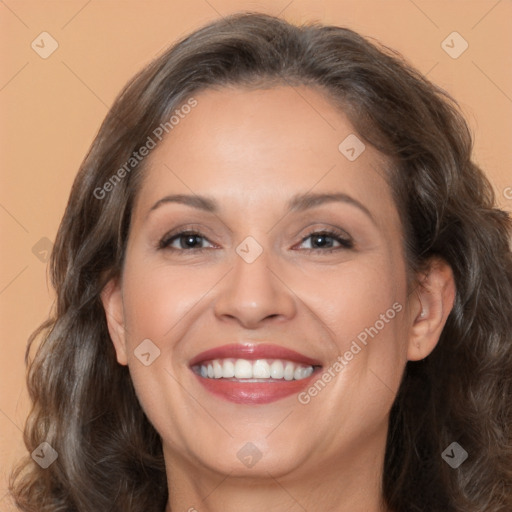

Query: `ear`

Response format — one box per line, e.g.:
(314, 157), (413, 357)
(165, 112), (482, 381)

(407, 257), (456, 361)
(100, 278), (128, 365)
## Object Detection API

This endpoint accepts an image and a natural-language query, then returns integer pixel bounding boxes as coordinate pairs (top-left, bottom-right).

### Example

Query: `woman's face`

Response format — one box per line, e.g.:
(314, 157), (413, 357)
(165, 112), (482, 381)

(104, 85), (422, 481)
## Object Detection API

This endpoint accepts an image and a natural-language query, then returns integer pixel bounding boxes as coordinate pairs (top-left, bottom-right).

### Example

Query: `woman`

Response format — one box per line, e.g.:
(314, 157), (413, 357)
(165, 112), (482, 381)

(10, 12), (512, 512)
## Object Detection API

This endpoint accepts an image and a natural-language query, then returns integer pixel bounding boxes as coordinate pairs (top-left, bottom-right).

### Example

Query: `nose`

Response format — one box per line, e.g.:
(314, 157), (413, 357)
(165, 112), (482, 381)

(213, 247), (297, 329)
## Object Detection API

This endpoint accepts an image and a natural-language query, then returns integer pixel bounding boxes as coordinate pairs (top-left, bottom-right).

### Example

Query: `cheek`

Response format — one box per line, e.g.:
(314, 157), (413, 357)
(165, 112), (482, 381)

(121, 260), (218, 344)
(302, 258), (405, 343)
(336, 261), (409, 386)
(309, 256), (409, 398)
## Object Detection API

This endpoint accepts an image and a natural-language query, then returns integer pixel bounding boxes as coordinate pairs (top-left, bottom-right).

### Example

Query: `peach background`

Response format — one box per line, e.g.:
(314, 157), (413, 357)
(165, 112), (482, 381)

(1, 0), (511, 508)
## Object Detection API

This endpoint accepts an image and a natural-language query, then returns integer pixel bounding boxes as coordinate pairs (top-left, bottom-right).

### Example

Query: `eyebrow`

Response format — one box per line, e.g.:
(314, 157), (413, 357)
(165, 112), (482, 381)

(147, 192), (375, 223)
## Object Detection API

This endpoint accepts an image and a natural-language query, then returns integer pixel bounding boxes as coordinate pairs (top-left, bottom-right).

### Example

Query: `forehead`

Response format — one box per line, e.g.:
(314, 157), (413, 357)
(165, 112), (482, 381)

(132, 85), (397, 226)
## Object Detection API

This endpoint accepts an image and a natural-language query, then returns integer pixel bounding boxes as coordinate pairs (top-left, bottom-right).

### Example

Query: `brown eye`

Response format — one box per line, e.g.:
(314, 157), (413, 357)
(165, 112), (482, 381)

(297, 230), (353, 252)
(159, 231), (214, 251)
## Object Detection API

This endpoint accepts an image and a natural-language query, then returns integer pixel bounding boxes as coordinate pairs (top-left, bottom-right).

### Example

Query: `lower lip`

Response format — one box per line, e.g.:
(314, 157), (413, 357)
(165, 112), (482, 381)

(192, 371), (320, 404)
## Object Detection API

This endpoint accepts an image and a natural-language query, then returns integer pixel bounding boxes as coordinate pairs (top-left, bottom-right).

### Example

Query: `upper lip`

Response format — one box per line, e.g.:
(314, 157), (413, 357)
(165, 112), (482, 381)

(189, 343), (323, 367)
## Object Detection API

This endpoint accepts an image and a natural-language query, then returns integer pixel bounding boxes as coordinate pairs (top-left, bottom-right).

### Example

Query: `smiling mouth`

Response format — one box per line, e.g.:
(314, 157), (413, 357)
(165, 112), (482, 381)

(192, 357), (317, 381)
(189, 344), (323, 404)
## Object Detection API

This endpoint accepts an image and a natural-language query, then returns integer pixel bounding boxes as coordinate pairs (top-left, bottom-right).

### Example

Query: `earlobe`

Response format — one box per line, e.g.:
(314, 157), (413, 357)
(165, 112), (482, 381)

(100, 278), (128, 366)
(407, 258), (456, 361)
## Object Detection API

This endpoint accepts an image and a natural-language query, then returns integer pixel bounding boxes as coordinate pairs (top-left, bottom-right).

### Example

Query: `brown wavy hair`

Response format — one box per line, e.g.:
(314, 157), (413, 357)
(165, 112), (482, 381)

(10, 12), (512, 512)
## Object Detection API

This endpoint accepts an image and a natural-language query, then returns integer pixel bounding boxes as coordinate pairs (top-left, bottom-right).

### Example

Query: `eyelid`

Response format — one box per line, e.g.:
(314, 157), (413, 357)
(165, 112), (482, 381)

(294, 226), (354, 251)
(158, 233), (204, 251)
(157, 224), (219, 251)
(294, 222), (352, 241)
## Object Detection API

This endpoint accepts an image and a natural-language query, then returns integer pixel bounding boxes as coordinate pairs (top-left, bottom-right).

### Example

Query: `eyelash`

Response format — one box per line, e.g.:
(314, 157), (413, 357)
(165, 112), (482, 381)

(157, 227), (354, 254)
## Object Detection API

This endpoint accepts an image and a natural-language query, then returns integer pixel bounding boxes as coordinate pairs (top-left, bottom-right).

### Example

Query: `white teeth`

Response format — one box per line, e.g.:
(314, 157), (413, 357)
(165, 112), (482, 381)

(197, 358), (315, 381)
(294, 366), (304, 380)
(283, 362), (294, 381)
(234, 359), (253, 378)
(294, 366), (314, 380)
(252, 359), (271, 379)
(213, 360), (223, 378)
(223, 360), (235, 378)
(270, 360), (284, 379)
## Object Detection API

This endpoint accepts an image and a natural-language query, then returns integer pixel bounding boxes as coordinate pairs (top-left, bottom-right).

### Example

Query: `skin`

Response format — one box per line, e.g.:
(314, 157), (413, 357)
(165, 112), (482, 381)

(102, 85), (455, 512)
